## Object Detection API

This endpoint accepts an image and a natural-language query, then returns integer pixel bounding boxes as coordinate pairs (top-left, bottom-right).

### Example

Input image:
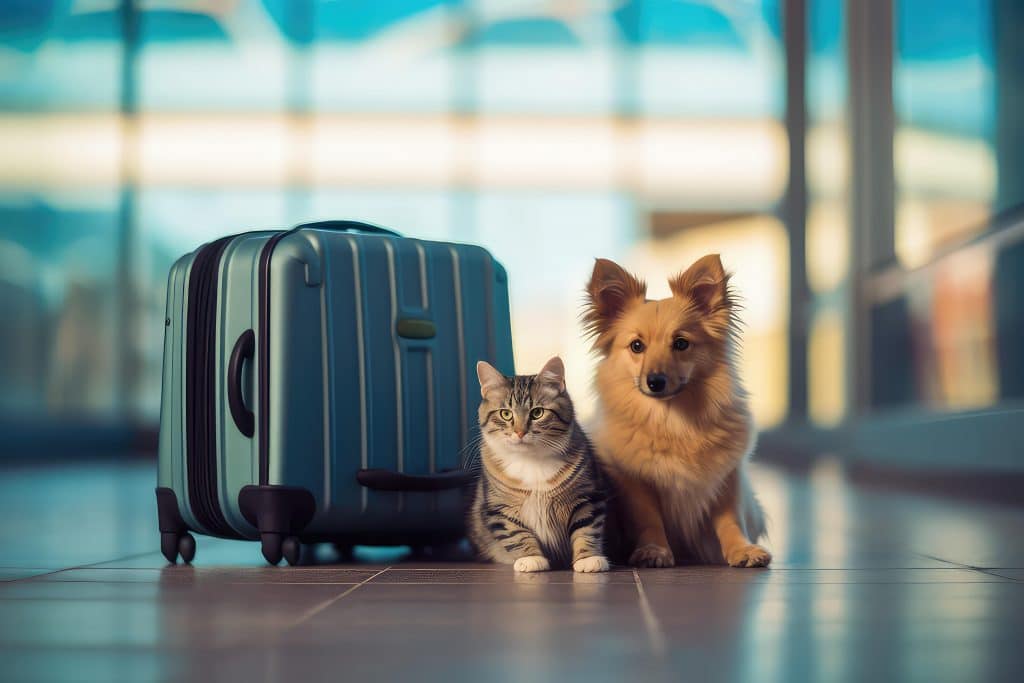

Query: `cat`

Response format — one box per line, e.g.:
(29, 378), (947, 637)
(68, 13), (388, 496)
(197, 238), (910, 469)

(467, 357), (610, 573)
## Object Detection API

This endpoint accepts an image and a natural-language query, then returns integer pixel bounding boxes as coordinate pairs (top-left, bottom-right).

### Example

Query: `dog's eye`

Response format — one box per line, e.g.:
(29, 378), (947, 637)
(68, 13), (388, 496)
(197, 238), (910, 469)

(672, 337), (690, 351)
(530, 407), (545, 419)
(629, 339), (645, 354)
(499, 409), (513, 421)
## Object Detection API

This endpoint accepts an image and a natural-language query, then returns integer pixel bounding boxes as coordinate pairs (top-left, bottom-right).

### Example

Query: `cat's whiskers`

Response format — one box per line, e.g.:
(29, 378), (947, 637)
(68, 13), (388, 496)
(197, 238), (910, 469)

(458, 432), (486, 472)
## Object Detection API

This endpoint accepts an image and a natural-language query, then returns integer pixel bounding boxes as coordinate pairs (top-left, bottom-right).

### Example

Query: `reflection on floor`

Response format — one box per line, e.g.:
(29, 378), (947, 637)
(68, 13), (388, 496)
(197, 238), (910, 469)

(0, 458), (1022, 682)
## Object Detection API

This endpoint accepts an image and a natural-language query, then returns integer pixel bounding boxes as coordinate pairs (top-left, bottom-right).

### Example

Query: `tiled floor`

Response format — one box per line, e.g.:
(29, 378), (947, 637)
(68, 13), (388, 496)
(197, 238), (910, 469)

(1, 458), (1022, 682)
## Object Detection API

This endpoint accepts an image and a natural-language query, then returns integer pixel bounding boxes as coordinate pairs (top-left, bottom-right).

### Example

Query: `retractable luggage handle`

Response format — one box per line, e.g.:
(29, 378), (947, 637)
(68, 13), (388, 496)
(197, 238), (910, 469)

(356, 468), (475, 491)
(292, 220), (401, 238)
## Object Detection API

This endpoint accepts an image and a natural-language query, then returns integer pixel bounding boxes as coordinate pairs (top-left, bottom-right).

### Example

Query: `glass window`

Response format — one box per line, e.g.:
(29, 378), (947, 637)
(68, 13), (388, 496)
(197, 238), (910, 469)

(630, 0), (784, 117)
(806, 0), (849, 426)
(311, 0), (457, 113)
(137, 0), (291, 111)
(0, 2), (122, 111)
(893, 0), (1004, 268)
(468, 0), (616, 115)
(0, 1), (124, 424)
(1, 0), (791, 435)
(0, 192), (121, 418)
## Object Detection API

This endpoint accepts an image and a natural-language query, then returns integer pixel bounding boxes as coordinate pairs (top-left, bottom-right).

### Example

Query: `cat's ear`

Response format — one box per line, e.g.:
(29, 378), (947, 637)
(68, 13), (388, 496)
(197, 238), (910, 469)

(476, 360), (508, 398)
(537, 356), (566, 393)
(583, 258), (646, 348)
(668, 254), (729, 313)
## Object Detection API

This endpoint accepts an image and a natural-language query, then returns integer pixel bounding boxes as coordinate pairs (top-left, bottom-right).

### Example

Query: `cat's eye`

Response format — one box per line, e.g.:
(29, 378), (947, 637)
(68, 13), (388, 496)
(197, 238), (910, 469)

(629, 339), (645, 354)
(498, 409), (513, 421)
(530, 407), (545, 419)
(672, 337), (690, 351)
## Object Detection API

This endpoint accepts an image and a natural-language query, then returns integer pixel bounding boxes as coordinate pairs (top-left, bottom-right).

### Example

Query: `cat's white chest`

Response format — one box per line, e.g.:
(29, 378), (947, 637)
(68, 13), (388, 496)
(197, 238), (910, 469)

(492, 449), (564, 491)
(485, 441), (571, 561)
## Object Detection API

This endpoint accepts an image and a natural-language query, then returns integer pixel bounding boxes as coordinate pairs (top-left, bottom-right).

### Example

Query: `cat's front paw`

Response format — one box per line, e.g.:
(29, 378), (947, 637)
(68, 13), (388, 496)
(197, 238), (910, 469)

(513, 555), (551, 573)
(573, 555), (610, 573)
(726, 544), (772, 568)
(629, 543), (675, 568)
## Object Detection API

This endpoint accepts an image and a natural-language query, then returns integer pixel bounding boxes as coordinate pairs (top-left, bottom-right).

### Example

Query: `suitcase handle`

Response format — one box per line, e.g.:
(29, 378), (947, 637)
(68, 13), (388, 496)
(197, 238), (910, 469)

(356, 468), (475, 491)
(293, 220), (400, 238)
(228, 329), (255, 438)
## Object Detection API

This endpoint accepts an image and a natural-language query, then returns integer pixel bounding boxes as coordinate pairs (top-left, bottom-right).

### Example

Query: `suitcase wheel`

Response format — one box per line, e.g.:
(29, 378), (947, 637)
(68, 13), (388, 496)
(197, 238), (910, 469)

(161, 532), (179, 564)
(261, 534), (301, 566)
(161, 532), (196, 565)
(282, 537), (301, 566)
(239, 485), (316, 566)
(178, 533), (197, 564)
(261, 533), (283, 565)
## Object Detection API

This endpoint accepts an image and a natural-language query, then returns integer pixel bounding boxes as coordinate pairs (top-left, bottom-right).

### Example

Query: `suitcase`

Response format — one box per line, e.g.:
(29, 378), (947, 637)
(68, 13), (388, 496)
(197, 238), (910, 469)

(156, 220), (515, 565)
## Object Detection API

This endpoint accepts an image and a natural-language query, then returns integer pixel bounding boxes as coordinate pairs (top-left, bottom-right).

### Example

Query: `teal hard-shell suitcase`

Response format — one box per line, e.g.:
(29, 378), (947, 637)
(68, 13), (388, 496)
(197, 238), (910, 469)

(156, 221), (515, 565)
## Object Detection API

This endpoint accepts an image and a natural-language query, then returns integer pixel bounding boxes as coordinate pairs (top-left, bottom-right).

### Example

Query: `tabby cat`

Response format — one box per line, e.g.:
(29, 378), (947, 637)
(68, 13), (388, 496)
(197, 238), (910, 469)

(468, 357), (610, 573)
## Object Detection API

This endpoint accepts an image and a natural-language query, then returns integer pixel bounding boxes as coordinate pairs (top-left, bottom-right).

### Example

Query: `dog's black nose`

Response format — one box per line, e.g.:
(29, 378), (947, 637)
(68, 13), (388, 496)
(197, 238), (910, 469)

(646, 373), (667, 394)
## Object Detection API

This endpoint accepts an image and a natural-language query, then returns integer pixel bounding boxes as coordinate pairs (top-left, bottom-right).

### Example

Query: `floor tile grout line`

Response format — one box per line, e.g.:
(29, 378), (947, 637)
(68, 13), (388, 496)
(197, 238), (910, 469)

(971, 569), (1022, 582)
(633, 569), (667, 658)
(34, 562), (505, 571)
(917, 553), (1021, 580)
(0, 567), (54, 571)
(53, 565), (984, 572)
(299, 581), (633, 585)
(48, 566), (388, 572)
(916, 553), (978, 570)
(9, 551), (161, 584)
(7, 568), (88, 583)
(282, 566), (392, 630)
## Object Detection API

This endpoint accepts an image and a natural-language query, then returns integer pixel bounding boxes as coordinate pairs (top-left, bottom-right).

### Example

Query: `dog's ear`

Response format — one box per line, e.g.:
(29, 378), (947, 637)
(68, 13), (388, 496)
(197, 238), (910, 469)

(583, 258), (646, 346)
(476, 360), (508, 398)
(537, 356), (566, 393)
(669, 254), (730, 313)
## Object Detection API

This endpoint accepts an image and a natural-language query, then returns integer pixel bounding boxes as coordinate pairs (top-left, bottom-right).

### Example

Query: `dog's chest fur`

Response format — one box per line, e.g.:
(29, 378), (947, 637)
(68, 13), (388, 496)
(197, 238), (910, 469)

(597, 405), (753, 562)
(656, 478), (726, 561)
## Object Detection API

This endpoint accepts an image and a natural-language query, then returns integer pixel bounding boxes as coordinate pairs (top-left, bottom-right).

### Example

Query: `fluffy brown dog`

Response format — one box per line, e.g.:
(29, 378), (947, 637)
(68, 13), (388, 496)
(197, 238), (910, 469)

(584, 255), (770, 568)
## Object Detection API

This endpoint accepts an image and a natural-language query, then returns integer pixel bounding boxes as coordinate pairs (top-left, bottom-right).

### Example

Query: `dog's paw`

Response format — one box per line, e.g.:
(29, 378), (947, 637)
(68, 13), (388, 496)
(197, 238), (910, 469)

(629, 544), (675, 568)
(513, 555), (551, 573)
(726, 544), (772, 568)
(573, 555), (611, 573)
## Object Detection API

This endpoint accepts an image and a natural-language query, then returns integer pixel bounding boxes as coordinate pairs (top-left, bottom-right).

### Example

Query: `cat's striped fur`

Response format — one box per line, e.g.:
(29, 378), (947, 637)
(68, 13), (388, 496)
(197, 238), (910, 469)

(468, 357), (610, 573)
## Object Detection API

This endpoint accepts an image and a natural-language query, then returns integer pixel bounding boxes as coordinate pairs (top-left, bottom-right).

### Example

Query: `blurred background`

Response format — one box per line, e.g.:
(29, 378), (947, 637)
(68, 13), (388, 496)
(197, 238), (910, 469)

(0, 0), (1021, 475)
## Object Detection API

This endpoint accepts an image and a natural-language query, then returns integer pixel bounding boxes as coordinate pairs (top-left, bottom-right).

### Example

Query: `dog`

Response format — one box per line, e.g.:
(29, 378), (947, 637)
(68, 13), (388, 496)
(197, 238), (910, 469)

(583, 254), (770, 568)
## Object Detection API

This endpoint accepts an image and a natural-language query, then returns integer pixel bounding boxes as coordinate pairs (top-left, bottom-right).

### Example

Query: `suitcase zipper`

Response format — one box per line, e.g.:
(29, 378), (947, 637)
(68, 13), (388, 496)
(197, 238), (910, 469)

(185, 235), (239, 538)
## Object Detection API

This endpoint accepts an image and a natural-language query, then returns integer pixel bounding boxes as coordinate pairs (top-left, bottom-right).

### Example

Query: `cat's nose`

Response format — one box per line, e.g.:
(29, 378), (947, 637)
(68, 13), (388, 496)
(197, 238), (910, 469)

(646, 373), (668, 394)
(514, 429), (526, 439)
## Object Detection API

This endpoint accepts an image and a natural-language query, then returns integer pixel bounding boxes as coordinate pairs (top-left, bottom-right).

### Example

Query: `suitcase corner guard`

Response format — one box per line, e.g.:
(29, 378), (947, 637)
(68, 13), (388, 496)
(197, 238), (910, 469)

(238, 485), (317, 566)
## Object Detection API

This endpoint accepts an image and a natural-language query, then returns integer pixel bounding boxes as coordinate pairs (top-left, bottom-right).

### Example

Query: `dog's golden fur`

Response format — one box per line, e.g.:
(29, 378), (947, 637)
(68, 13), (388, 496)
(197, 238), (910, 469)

(584, 255), (770, 568)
